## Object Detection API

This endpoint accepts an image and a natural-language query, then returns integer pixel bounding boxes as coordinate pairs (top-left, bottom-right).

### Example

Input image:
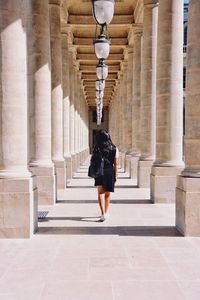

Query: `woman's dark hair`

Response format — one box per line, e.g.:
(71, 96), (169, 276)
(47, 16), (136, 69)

(93, 130), (116, 158)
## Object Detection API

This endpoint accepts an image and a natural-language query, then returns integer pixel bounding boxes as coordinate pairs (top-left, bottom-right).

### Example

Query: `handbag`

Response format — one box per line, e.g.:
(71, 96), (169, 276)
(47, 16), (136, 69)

(88, 148), (104, 178)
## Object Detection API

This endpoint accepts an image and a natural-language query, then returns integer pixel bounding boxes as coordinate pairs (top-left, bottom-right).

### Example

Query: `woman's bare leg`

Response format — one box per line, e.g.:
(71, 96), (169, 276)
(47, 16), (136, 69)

(97, 185), (105, 215)
(105, 192), (111, 214)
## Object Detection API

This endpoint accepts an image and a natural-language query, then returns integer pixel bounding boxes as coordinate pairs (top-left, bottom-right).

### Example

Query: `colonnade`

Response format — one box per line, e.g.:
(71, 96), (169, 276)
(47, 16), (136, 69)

(0, 0), (89, 238)
(1, 0), (200, 238)
(109, 0), (200, 236)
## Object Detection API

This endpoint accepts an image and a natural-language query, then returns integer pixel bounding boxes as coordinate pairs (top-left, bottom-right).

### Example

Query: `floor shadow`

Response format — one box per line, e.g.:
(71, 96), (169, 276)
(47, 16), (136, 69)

(66, 185), (138, 189)
(72, 177), (93, 179)
(115, 185), (138, 188)
(66, 186), (95, 189)
(37, 226), (182, 237)
(56, 199), (151, 204)
(39, 216), (100, 223)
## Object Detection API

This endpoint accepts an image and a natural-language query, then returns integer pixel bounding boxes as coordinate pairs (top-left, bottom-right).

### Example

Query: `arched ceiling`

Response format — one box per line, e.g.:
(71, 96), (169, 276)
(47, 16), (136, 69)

(61, 0), (143, 107)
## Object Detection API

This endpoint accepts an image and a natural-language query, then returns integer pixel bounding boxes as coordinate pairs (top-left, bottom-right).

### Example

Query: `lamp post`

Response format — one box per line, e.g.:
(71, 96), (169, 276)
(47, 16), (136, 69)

(92, 0), (115, 27)
(94, 34), (110, 60)
(92, 0), (115, 125)
(96, 79), (105, 91)
(96, 59), (108, 80)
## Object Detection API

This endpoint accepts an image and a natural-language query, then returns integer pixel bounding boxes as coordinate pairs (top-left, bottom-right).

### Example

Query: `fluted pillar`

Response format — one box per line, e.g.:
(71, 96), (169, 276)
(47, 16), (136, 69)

(61, 32), (72, 183)
(138, 2), (158, 187)
(113, 85), (120, 148)
(130, 31), (142, 180)
(49, 0), (66, 189)
(118, 74), (124, 152)
(69, 51), (76, 173)
(74, 69), (80, 171)
(123, 51), (133, 176)
(73, 71), (78, 171)
(76, 75), (81, 168)
(29, 0), (56, 205)
(122, 63), (128, 153)
(151, 0), (184, 203)
(0, 0), (37, 238)
(176, 0), (200, 236)
(118, 73), (125, 169)
(126, 50), (133, 152)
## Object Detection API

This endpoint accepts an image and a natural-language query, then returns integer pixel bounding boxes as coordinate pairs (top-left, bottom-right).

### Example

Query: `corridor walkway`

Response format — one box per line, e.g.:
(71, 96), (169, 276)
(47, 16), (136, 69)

(0, 159), (200, 300)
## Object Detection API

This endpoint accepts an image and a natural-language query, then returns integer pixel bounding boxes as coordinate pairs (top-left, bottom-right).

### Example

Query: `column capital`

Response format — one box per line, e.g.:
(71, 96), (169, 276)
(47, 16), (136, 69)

(144, 0), (159, 8)
(61, 26), (74, 43)
(128, 26), (143, 46)
(126, 46), (134, 55)
(123, 48), (130, 61)
(68, 46), (77, 64)
(61, 3), (69, 24)
(121, 60), (128, 70)
(49, 0), (61, 5)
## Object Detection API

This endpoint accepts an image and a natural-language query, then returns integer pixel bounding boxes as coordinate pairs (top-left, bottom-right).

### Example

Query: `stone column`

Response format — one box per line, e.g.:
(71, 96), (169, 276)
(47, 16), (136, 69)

(69, 51), (76, 173)
(76, 74), (81, 168)
(176, 0), (200, 236)
(29, 0), (56, 205)
(126, 50), (133, 152)
(113, 84), (120, 148)
(79, 92), (83, 163)
(119, 73), (123, 152)
(151, 0), (184, 203)
(119, 73), (125, 169)
(124, 51), (133, 176)
(120, 72), (126, 171)
(0, 0), (37, 238)
(74, 69), (79, 172)
(61, 32), (72, 183)
(49, 0), (66, 189)
(73, 68), (79, 172)
(131, 31), (143, 180)
(122, 63), (128, 153)
(138, 2), (158, 187)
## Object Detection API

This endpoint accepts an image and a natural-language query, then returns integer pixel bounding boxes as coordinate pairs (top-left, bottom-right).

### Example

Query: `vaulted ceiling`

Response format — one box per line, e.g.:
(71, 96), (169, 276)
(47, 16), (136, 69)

(61, 0), (143, 107)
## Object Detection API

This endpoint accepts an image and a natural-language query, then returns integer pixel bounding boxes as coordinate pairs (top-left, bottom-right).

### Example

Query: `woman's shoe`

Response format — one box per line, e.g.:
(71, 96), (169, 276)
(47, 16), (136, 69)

(104, 212), (110, 220)
(99, 214), (105, 222)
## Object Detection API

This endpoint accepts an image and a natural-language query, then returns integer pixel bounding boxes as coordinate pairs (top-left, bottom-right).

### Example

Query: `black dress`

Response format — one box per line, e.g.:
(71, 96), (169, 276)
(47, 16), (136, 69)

(94, 147), (116, 192)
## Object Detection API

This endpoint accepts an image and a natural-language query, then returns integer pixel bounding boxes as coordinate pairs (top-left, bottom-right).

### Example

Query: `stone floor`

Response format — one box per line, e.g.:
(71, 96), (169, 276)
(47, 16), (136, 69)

(0, 159), (200, 300)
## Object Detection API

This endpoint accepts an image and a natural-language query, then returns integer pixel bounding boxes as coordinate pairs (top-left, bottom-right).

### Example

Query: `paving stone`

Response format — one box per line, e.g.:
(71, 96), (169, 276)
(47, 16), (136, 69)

(0, 161), (199, 299)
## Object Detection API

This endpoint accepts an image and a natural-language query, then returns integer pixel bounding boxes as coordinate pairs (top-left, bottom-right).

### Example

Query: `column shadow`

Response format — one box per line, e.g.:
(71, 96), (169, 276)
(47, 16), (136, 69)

(37, 225), (182, 237)
(56, 199), (151, 204)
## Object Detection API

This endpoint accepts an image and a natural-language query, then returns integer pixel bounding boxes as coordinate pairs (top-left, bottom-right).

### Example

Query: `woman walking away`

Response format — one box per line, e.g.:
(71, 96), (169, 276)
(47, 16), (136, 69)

(91, 130), (119, 222)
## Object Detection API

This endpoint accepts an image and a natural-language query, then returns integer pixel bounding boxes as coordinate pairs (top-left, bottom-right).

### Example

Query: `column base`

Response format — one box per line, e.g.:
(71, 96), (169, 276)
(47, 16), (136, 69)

(150, 166), (183, 203)
(80, 151), (84, 164)
(76, 152), (81, 169)
(71, 154), (77, 174)
(65, 156), (72, 184)
(0, 176), (38, 238)
(176, 176), (200, 236)
(30, 165), (56, 205)
(130, 155), (140, 180)
(125, 154), (132, 176)
(119, 152), (126, 171)
(138, 159), (154, 188)
(54, 160), (66, 189)
(82, 148), (89, 163)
